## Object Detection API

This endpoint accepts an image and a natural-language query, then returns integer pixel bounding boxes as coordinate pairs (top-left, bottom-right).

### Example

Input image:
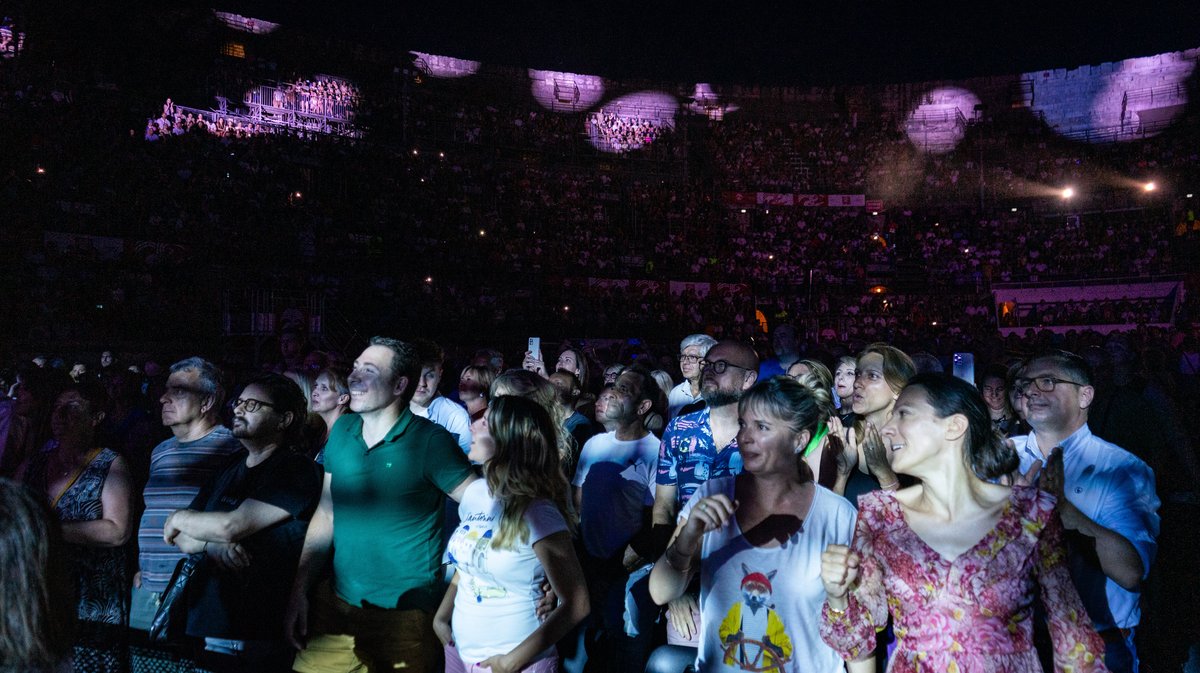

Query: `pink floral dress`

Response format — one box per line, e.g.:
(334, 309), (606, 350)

(819, 486), (1107, 672)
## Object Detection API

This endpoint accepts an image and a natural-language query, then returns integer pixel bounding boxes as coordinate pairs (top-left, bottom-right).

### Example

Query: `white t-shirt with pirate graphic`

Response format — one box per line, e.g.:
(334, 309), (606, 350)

(446, 479), (568, 665)
(681, 476), (855, 673)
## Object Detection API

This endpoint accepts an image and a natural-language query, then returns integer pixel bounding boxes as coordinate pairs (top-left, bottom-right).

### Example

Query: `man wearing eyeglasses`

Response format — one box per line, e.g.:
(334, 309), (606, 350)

(667, 333), (718, 420)
(162, 373), (322, 672)
(132, 357), (241, 644)
(650, 340), (759, 649)
(1011, 350), (1159, 673)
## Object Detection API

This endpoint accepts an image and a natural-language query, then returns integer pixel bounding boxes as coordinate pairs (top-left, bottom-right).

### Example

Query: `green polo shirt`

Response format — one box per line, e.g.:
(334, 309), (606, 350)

(324, 408), (473, 612)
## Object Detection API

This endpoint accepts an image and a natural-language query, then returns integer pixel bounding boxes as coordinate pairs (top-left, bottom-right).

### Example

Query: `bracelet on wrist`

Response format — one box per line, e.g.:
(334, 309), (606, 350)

(879, 480), (899, 491)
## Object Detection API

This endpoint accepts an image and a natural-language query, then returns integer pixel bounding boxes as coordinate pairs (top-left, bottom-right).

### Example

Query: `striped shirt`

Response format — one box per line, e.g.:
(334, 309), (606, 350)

(137, 425), (241, 592)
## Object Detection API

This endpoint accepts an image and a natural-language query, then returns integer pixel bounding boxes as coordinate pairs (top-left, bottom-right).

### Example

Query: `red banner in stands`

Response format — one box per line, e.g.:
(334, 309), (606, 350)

(722, 192), (881, 209)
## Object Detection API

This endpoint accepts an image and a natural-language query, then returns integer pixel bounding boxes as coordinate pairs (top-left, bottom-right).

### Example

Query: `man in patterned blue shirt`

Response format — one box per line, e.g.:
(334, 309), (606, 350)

(644, 339), (758, 648)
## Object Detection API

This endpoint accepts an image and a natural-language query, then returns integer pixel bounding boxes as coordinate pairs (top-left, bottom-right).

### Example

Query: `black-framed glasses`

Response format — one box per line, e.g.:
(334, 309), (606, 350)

(233, 397), (276, 413)
(1013, 376), (1084, 394)
(679, 354), (702, 364)
(700, 359), (752, 374)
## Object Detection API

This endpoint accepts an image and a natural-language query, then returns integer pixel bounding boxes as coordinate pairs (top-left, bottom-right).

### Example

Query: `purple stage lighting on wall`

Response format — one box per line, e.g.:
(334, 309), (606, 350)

(529, 69), (606, 113)
(212, 10), (280, 34)
(904, 87), (981, 154)
(685, 83), (739, 120)
(1027, 49), (1194, 143)
(586, 91), (677, 154)
(410, 51), (481, 79)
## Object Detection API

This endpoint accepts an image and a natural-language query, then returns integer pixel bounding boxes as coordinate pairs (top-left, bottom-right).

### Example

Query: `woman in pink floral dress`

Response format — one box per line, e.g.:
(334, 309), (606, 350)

(819, 374), (1107, 673)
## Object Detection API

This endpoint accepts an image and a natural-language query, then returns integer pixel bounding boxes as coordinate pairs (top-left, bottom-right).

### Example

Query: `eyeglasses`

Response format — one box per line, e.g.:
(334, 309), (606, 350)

(233, 397), (276, 413)
(699, 359), (752, 374)
(1013, 376), (1084, 394)
(679, 354), (702, 364)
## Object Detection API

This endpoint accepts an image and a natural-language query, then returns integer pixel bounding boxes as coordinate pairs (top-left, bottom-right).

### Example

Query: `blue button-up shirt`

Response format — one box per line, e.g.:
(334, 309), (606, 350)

(1012, 424), (1160, 629)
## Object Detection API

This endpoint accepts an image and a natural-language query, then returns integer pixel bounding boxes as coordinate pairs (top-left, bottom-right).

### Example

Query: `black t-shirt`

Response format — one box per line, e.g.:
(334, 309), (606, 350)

(186, 447), (322, 641)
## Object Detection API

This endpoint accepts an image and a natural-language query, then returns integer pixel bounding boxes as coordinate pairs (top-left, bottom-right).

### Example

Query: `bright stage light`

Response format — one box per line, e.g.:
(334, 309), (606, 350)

(1143, 182), (1156, 192)
(1061, 187), (1075, 199)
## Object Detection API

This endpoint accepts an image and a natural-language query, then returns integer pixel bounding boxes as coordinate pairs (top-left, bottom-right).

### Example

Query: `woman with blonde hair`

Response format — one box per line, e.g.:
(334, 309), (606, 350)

(491, 370), (579, 477)
(435, 395), (589, 673)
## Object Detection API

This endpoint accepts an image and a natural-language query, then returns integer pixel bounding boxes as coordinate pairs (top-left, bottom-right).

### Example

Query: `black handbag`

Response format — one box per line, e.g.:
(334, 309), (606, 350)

(148, 553), (203, 643)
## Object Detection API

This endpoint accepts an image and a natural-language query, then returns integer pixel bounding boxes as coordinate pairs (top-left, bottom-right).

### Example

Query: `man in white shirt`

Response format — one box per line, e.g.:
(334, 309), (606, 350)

(569, 365), (666, 673)
(667, 334), (717, 419)
(410, 339), (472, 453)
(1011, 350), (1160, 673)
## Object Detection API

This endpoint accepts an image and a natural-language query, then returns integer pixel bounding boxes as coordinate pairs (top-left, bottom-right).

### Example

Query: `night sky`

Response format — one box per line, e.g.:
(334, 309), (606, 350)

(220, 1), (1200, 84)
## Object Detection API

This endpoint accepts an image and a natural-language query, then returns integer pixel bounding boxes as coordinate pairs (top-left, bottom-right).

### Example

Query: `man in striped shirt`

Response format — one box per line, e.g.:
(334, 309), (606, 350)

(130, 357), (240, 632)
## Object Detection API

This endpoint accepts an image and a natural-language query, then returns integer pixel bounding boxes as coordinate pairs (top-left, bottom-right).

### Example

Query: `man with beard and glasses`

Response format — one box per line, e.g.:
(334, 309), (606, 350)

(163, 373), (321, 673)
(649, 340), (758, 656)
(287, 337), (476, 673)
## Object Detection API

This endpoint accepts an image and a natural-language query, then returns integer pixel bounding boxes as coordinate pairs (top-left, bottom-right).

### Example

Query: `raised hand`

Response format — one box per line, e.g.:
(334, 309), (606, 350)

(860, 422), (898, 488)
(821, 543), (861, 600)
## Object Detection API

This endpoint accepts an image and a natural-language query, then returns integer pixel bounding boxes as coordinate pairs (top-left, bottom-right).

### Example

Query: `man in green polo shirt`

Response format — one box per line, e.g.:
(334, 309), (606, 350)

(287, 336), (476, 673)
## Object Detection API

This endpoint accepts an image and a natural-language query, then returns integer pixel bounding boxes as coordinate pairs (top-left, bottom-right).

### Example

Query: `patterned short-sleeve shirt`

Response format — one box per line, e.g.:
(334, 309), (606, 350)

(656, 406), (742, 507)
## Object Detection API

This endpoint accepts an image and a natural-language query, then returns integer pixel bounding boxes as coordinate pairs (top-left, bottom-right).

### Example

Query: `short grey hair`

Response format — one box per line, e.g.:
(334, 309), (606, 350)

(680, 333), (718, 356)
(169, 357), (226, 409)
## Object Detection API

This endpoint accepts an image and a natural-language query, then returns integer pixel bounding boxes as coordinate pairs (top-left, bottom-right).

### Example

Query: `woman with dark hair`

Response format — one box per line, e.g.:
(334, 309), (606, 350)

(21, 381), (133, 673)
(435, 395), (589, 673)
(979, 364), (1023, 438)
(820, 374), (1107, 672)
(649, 377), (862, 673)
(0, 478), (74, 673)
(458, 364), (496, 424)
(1, 366), (72, 478)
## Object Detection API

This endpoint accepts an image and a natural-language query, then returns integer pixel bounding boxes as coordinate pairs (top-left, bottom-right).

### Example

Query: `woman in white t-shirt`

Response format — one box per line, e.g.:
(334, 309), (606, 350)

(435, 395), (589, 673)
(649, 377), (871, 673)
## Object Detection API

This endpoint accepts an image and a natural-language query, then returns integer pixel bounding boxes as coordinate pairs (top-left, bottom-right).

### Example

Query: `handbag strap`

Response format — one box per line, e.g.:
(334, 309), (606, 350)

(51, 447), (103, 510)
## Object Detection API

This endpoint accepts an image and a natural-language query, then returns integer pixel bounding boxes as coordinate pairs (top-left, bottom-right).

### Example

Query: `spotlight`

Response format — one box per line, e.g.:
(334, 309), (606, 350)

(424, 276), (433, 283)
(478, 229), (486, 236)
(1061, 187), (1075, 199)
(871, 211), (878, 216)
(767, 254), (775, 260)
(35, 166), (45, 175)
(1011, 207), (1018, 212)
(412, 149), (419, 156)
(563, 305), (570, 312)
(1143, 182), (1156, 192)
(740, 209), (747, 214)
(1188, 193), (1194, 198)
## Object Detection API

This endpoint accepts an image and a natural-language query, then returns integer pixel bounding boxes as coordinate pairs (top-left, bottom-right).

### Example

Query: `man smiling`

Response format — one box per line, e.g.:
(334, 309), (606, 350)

(287, 337), (476, 673)
(1011, 350), (1159, 673)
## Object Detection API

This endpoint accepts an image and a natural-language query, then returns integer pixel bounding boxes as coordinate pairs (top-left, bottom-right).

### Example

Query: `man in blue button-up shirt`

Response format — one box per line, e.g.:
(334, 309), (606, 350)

(1010, 349), (1160, 673)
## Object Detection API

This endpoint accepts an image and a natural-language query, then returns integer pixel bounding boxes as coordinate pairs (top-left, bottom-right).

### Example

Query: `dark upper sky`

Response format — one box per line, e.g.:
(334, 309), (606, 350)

(222, 1), (1200, 85)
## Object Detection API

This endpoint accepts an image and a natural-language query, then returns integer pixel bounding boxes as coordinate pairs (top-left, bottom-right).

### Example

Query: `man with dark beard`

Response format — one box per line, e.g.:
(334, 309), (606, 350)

(649, 340), (758, 651)
(163, 373), (322, 672)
